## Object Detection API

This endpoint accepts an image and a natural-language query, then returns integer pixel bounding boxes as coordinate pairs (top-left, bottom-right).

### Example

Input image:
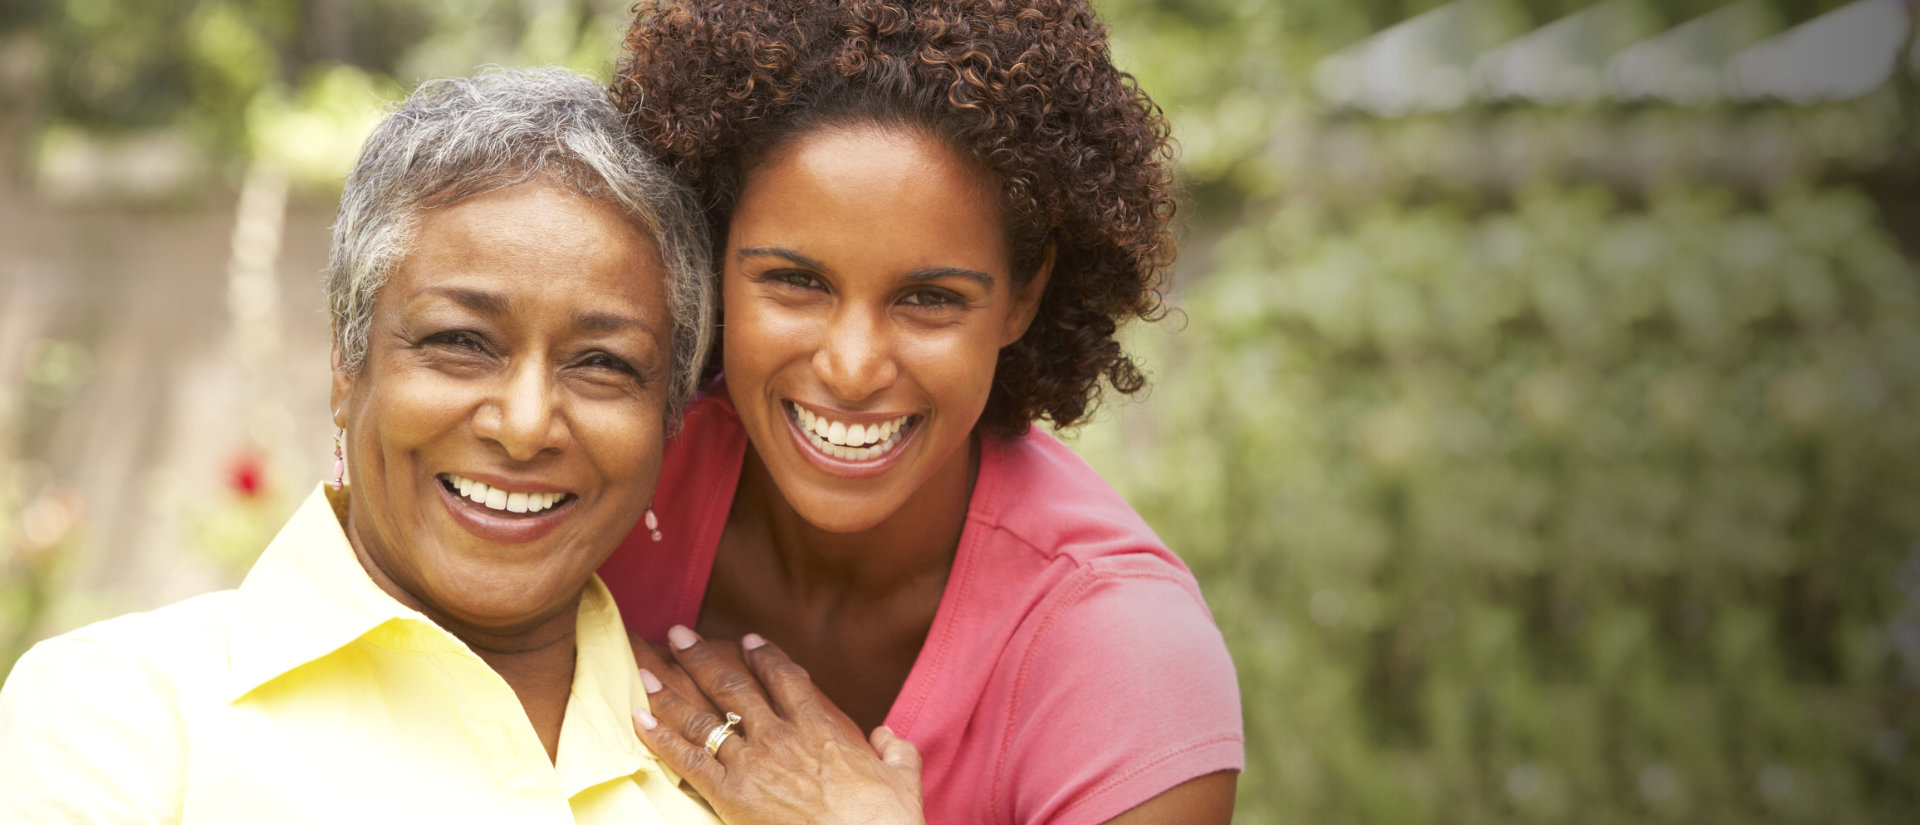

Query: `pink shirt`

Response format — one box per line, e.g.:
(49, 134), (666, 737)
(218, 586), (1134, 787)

(601, 388), (1243, 824)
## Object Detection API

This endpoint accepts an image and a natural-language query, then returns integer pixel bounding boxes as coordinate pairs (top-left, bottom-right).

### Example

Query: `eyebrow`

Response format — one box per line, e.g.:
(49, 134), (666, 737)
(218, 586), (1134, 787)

(572, 309), (657, 339)
(419, 285), (510, 317)
(735, 246), (995, 290)
(736, 246), (830, 272)
(902, 266), (994, 290)
(416, 285), (657, 338)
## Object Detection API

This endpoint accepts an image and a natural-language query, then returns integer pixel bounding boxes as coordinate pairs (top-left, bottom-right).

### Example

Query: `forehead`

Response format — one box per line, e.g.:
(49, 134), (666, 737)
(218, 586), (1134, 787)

(731, 126), (1009, 267)
(390, 181), (668, 324)
(757, 124), (1000, 201)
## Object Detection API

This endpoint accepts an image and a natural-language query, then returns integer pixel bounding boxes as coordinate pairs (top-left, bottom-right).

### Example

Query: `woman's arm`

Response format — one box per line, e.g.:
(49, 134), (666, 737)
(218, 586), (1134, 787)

(1102, 772), (1237, 825)
(630, 627), (924, 825)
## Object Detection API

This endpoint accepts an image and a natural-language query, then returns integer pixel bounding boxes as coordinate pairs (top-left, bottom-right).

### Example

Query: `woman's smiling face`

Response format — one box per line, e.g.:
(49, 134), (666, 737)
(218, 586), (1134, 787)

(332, 180), (671, 634)
(722, 125), (1048, 534)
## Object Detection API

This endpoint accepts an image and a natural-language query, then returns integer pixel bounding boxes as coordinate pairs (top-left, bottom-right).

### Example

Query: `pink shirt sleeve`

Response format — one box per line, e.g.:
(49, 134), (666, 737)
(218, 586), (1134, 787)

(998, 559), (1244, 825)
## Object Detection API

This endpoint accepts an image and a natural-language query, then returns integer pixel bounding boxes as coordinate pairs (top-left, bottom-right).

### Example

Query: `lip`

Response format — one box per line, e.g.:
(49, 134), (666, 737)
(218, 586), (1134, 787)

(782, 400), (918, 480)
(436, 473), (576, 545)
(445, 471), (573, 495)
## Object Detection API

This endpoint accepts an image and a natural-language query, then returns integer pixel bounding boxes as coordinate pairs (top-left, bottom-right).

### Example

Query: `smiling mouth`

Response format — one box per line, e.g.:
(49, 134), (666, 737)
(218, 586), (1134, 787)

(440, 473), (573, 516)
(785, 401), (917, 462)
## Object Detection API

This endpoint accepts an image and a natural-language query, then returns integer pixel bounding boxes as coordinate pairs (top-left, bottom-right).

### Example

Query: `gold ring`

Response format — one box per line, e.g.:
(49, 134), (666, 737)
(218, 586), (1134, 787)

(703, 711), (742, 755)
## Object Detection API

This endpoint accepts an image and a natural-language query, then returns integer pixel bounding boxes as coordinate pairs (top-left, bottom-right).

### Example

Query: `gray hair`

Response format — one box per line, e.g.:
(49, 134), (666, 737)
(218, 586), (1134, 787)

(327, 67), (713, 427)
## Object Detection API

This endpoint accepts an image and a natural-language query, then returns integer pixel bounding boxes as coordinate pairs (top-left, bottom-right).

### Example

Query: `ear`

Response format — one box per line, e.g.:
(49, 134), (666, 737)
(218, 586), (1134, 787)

(329, 340), (353, 430)
(999, 240), (1055, 348)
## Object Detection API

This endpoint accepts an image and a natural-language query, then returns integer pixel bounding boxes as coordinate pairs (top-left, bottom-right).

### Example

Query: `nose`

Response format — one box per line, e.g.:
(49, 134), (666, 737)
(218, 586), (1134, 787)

(473, 361), (570, 461)
(812, 305), (898, 402)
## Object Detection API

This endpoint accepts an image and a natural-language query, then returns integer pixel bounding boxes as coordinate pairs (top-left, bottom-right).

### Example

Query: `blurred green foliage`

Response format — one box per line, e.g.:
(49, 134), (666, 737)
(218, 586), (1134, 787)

(3, 0), (1919, 822)
(1, 0), (634, 189)
(1073, 2), (1920, 823)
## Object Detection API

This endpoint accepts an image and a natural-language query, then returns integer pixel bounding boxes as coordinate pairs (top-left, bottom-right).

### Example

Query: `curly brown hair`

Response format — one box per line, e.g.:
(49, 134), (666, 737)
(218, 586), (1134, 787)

(611, 0), (1176, 438)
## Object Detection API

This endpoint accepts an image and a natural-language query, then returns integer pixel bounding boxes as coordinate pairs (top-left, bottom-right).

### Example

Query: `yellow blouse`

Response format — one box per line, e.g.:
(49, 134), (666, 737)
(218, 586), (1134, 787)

(0, 484), (719, 825)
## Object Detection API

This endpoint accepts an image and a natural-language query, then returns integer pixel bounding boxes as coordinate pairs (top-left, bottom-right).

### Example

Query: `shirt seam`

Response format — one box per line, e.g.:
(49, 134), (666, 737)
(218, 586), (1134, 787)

(887, 434), (1008, 737)
(1050, 735), (1244, 825)
(679, 400), (742, 630)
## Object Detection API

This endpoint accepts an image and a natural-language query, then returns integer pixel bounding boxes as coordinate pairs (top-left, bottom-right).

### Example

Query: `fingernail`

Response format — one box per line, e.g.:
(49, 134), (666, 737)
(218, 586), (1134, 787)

(633, 709), (658, 730)
(639, 668), (664, 694)
(742, 633), (766, 651)
(667, 625), (698, 650)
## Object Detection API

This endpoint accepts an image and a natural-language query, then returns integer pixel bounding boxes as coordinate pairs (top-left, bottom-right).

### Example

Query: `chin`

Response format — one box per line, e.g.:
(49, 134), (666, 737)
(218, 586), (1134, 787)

(426, 564), (583, 627)
(784, 488), (904, 536)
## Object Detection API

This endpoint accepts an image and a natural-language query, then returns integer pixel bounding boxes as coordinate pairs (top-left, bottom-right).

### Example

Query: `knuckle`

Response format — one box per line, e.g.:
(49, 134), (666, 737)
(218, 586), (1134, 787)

(647, 688), (688, 716)
(674, 639), (716, 666)
(680, 711), (721, 743)
(709, 668), (757, 698)
(767, 660), (813, 686)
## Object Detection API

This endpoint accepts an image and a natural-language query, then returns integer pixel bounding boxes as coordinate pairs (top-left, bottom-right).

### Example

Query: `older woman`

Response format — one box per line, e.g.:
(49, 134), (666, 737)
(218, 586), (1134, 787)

(600, 2), (1244, 823)
(0, 69), (740, 823)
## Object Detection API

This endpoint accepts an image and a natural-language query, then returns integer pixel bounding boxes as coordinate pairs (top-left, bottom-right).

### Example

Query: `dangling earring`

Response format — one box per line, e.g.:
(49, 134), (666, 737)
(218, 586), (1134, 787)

(331, 429), (346, 491)
(644, 506), (662, 542)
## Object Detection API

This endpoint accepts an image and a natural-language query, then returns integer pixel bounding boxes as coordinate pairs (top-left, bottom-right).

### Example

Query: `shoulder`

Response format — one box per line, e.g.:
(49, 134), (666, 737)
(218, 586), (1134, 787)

(958, 434), (1244, 824)
(51, 591), (239, 661)
(8, 592), (241, 688)
(974, 427), (1181, 570)
(605, 380), (748, 640)
(968, 428), (1230, 703)
(656, 381), (748, 498)
(676, 380), (743, 444)
(2, 590), (239, 710)
(1015, 563), (1239, 717)
(996, 567), (1244, 825)
(0, 594), (235, 821)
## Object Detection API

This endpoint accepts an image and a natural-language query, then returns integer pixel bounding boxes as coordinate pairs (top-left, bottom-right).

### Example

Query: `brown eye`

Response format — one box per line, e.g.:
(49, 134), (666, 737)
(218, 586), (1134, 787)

(425, 330), (490, 352)
(768, 270), (826, 291)
(579, 351), (639, 376)
(902, 288), (962, 308)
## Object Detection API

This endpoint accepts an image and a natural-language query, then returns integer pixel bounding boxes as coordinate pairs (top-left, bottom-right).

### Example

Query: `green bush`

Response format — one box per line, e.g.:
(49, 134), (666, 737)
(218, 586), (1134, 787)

(1073, 112), (1920, 821)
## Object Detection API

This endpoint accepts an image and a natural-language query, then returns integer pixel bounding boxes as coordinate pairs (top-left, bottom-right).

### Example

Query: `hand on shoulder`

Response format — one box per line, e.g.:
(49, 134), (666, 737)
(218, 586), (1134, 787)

(630, 627), (925, 825)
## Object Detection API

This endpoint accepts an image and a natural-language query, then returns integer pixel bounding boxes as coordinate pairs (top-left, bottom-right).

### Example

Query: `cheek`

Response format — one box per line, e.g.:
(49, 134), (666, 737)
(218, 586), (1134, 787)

(901, 326), (1003, 410)
(345, 373), (474, 488)
(362, 378), (469, 443)
(577, 400), (667, 496)
(724, 300), (821, 374)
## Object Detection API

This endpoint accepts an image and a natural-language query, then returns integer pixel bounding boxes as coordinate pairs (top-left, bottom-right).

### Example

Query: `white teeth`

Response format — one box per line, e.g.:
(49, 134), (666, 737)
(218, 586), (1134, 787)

(786, 404), (914, 461)
(444, 474), (565, 514)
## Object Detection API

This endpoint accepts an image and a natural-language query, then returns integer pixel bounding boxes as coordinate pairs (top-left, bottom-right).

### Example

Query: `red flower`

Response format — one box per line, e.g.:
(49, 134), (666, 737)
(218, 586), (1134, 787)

(227, 448), (266, 499)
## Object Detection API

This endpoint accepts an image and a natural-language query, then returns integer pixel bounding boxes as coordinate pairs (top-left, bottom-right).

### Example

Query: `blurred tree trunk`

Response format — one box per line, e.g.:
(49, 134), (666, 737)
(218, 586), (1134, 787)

(299, 0), (351, 70)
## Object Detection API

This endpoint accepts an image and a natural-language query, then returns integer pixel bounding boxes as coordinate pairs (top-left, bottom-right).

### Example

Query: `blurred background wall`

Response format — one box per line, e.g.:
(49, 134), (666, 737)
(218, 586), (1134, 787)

(2, 1), (1917, 822)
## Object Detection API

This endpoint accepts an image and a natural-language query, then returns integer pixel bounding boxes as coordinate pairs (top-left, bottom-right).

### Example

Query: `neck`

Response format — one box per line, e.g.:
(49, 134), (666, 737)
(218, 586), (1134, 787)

(464, 623), (577, 765)
(738, 433), (979, 602)
(341, 512), (580, 763)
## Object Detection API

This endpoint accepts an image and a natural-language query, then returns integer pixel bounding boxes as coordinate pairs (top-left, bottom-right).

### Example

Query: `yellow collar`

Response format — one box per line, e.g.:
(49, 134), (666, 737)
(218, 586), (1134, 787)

(225, 484), (662, 792)
(228, 483), (419, 701)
